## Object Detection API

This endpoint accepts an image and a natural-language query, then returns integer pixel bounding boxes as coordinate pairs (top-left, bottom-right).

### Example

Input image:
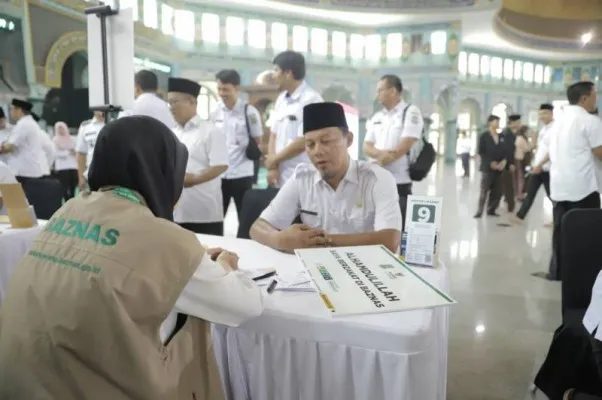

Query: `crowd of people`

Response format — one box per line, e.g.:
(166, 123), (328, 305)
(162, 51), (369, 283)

(0, 50), (432, 397)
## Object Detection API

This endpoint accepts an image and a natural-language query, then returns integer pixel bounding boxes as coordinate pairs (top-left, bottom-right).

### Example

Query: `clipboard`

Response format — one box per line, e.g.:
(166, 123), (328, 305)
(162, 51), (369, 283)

(0, 183), (37, 228)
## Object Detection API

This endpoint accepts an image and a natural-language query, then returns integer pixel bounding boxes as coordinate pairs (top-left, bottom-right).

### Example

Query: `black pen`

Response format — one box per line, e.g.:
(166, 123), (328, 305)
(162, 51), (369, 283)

(267, 280), (278, 294)
(253, 270), (277, 281)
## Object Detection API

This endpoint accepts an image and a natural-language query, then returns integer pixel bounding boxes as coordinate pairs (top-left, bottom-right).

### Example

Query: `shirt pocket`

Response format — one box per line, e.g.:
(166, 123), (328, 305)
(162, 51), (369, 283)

(300, 210), (322, 229)
(347, 207), (375, 233)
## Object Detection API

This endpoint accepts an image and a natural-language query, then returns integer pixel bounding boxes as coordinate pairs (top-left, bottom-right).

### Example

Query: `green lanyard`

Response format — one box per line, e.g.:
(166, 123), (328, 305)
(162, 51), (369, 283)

(110, 187), (143, 205)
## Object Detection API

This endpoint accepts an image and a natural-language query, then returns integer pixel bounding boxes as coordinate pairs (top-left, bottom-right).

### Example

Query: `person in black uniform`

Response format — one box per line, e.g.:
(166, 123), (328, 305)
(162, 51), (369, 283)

(500, 114), (520, 213)
(474, 115), (507, 218)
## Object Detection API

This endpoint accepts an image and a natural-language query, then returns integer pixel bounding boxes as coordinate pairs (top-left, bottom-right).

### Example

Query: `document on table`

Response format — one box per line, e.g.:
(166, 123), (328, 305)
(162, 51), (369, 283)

(276, 272), (316, 292)
(295, 245), (456, 317)
(404, 233), (436, 266)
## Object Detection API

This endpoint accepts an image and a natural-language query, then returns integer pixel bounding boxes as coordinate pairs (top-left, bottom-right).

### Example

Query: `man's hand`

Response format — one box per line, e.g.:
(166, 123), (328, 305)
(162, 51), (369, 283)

(207, 247), (225, 261)
(498, 159), (507, 171)
(377, 152), (396, 166)
(489, 161), (499, 170)
(267, 168), (279, 187)
(216, 250), (239, 272)
(532, 165), (543, 175)
(276, 224), (328, 251)
(265, 155), (279, 170)
(509, 164), (516, 172)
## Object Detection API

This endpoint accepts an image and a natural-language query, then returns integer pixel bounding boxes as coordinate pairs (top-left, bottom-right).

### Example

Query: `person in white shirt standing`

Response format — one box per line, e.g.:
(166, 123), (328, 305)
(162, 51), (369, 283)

(31, 113), (56, 176)
(0, 99), (48, 183)
(514, 103), (554, 222)
(211, 69), (263, 222)
(363, 75), (424, 231)
(0, 108), (11, 162)
(52, 121), (78, 199)
(168, 77), (229, 235)
(119, 69), (175, 128)
(75, 111), (105, 191)
(457, 131), (472, 178)
(539, 82), (602, 282)
(265, 51), (323, 188)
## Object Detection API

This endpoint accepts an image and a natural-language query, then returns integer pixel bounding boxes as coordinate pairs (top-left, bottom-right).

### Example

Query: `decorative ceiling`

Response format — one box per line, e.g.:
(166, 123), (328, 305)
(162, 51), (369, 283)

(494, 0), (602, 50)
(275, 0), (476, 9)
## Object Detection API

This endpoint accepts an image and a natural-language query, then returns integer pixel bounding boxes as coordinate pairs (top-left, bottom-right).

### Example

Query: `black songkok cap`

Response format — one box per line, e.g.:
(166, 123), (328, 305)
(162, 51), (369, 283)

(167, 78), (201, 97)
(539, 103), (553, 111)
(303, 102), (348, 134)
(11, 98), (33, 112)
(508, 114), (521, 122)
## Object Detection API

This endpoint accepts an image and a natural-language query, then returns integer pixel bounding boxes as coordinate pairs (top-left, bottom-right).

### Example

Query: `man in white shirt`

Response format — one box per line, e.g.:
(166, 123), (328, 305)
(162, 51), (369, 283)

(168, 77), (229, 235)
(543, 81), (602, 281)
(251, 102), (401, 254)
(31, 113), (56, 176)
(0, 107), (11, 160)
(515, 103), (554, 222)
(75, 111), (105, 190)
(0, 160), (17, 212)
(264, 51), (323, 188)
(457, 131), (472, 177)
(119, 69), (175, 128)
(0, 99), (48, 182)
(363, 75), (424, 231)
(211, 69), (264, 222)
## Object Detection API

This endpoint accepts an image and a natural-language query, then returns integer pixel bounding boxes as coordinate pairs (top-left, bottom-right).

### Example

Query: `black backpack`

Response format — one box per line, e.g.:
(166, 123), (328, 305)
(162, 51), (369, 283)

(402, 104), (436, 181)
(243, 103), (262, 161)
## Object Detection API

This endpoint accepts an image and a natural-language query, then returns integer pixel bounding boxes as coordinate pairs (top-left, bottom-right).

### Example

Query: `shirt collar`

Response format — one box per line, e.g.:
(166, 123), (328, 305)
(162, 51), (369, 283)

(180, 114), (202, 130)
(220, 98), (243, 113)
(285, 81), (307, 102)
(313, 158), (358, 186)
(384, 100), (406, 115)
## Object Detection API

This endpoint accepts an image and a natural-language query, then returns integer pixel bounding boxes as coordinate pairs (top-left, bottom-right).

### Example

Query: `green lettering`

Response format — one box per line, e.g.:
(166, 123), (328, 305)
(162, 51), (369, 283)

(84, 224), (101, 244)
(50, 218), (66, 235)
(60, 220), (77, 237)
(100, 228), (120, 246)
(74, 221), (90, 239)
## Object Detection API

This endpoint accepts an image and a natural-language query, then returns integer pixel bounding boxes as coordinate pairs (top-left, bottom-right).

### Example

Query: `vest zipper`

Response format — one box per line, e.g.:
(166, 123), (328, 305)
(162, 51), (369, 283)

(192, 393), (197, 400)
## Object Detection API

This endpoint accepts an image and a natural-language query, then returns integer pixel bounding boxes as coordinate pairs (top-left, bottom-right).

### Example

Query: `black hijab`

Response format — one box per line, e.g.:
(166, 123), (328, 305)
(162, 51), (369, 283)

(88, 116), (188, 221)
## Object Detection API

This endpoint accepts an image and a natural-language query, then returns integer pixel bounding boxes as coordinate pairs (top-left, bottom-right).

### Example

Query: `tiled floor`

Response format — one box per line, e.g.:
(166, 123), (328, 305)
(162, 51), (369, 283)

(223, 160), (560, 400)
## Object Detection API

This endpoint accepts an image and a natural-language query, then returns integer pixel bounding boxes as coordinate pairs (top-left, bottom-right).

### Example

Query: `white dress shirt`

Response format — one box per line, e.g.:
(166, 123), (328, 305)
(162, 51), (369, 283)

(211, 99), (263, 179)
(119, 92), (176, 129)
(457, 137), (472, 154)
(260, 159), (402, 234)
(173, 115), (229, 224)
(54, 135), (78, 171)
(584, 271), (602, 340)
(268, 81), (323, 187)
(364, 101), (424, 184)
(38, 129), (55, 174)
(533, 121), (553, 171)
(75, 117), (105, 178)
(160, 251), (265, 343)
(0, 123), (11, 164)
(3, 115), (48, 178)
(549, 105), (602, 202)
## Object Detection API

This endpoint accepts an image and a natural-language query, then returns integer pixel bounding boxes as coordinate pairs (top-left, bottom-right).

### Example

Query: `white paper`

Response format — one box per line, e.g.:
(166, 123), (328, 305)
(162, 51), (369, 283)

(87, 8), (134, 110)
(295, 245), (455, 317)
(404, 233), (436, 266)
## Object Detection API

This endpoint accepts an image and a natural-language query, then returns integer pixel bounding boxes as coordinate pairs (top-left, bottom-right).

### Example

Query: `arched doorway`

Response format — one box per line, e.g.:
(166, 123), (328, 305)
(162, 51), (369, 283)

(196, 82), (218, 120)
(457, 98), (481, 155)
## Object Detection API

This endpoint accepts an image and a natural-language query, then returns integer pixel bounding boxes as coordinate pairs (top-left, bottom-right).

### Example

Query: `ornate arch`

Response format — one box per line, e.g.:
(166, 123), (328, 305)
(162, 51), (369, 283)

(44, 30), (87, 88)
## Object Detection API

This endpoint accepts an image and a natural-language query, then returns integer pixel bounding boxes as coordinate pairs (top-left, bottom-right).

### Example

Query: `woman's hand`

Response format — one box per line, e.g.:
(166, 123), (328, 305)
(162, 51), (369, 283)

(207, 247), (225, 261)
(216, 250), (240, 272)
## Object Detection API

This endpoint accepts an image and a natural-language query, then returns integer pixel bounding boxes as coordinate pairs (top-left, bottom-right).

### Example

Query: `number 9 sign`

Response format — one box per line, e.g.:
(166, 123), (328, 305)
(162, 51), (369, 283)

(411, 204), (436, 224)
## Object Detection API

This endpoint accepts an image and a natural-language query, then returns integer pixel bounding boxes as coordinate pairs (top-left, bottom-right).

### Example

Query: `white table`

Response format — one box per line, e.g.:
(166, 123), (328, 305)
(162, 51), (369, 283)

(0, 224), (43, 303)
(199, 234), (450, 400)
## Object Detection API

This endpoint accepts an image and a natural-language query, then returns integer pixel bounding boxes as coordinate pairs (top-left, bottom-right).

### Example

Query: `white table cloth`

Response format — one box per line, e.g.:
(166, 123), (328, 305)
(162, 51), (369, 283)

(0, 224), (43, 303)
(199, 234), (450, 400)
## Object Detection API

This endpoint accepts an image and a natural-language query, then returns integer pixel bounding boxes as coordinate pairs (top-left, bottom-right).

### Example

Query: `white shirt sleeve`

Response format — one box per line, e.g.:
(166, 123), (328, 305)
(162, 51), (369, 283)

(400, 105), (424, 140)
(364, 117), (376, 143)
(39, 131), (56, 166)
(259, 177), (301, 230)
(586, 115), (602, 149)
(246, 105), (264, 139)
(207, 126), (229, 167)
(75, 125), (88, 154)
(175, 253), (265, 327)
(372, 168), (402, 231)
